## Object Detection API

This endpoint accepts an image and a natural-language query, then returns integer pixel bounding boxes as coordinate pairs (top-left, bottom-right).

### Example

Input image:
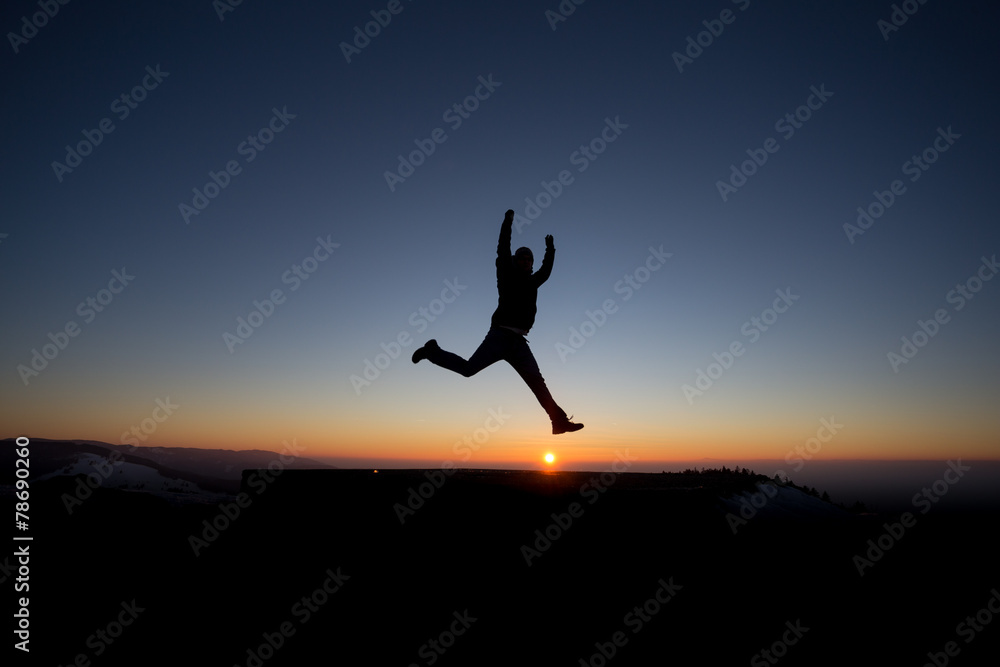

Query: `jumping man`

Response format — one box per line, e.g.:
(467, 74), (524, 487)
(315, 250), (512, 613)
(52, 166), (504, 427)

(412, 209), (583, 434)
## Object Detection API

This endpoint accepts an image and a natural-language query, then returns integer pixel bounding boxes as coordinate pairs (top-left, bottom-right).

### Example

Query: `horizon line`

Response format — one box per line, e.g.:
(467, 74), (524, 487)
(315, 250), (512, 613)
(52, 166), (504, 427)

(6, 437), (998, 464)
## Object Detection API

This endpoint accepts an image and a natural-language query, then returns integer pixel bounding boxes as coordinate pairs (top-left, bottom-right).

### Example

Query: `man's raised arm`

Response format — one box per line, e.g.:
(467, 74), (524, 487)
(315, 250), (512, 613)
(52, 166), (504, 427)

(496, 209), (514, 264)
(534, 233), (555, 285)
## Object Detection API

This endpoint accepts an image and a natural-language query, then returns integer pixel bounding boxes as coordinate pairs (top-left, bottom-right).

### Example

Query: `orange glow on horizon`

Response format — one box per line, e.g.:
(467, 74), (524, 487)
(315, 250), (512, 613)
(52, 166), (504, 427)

(14, 401), (1000, 467)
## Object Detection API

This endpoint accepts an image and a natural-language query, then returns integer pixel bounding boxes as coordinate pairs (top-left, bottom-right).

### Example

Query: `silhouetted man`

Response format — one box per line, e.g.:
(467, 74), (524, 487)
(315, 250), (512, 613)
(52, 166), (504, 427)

(412, 209), (583, 435)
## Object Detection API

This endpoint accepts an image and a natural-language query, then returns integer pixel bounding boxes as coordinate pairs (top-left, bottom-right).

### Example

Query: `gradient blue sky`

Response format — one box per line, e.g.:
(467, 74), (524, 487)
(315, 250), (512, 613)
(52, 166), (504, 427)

(3, 0), (998, 470)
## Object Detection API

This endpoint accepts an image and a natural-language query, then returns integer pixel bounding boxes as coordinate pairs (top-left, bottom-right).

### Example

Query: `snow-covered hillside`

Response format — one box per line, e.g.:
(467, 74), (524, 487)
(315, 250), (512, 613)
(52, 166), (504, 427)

(36, 453), (231, 504)
(719, 481), (852, 522)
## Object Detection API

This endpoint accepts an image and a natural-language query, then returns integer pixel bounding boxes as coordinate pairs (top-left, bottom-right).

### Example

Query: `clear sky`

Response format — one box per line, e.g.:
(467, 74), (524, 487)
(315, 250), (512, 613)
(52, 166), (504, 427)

(3, 0), (998, 470)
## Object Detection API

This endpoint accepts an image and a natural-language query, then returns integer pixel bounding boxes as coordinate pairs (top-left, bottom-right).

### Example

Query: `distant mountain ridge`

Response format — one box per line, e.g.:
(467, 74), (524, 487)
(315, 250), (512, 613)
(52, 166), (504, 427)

(0, 437), (335, 498)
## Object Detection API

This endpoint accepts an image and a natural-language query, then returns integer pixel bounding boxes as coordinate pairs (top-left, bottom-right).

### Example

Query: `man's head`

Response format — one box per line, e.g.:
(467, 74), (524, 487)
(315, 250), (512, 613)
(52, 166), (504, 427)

(514, 247), (533, 274)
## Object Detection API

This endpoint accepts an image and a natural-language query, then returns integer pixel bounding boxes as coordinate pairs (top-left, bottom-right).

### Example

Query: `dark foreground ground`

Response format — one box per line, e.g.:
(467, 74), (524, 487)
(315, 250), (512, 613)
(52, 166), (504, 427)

(13, 468), (1000, 666)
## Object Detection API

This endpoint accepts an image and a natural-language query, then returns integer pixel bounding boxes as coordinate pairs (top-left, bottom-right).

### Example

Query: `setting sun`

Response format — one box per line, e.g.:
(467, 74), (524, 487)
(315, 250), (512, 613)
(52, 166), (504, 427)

(544, 452), (555, 464)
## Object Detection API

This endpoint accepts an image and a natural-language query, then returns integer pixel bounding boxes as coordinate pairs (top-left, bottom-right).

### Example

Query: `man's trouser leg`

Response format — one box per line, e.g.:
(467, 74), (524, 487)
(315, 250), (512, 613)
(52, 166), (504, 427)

(504, 333), (567, 422)
(426, 328), (506, 377)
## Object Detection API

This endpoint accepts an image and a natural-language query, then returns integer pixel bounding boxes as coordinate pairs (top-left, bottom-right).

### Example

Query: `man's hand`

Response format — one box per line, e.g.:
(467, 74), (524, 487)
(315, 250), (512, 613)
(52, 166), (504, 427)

(504, 209), (514, 223)
(545, 234), (554, 249)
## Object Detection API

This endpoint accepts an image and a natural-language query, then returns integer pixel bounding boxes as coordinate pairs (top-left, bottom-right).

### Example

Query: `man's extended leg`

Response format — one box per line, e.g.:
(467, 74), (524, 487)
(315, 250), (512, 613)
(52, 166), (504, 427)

(504, 334), (583, 434)
(412, 329), (505, 377)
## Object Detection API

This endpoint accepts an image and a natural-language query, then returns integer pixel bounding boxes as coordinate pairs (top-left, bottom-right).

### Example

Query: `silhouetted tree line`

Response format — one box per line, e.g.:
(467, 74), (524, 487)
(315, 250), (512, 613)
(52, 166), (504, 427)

(675, 465), (764, 478)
